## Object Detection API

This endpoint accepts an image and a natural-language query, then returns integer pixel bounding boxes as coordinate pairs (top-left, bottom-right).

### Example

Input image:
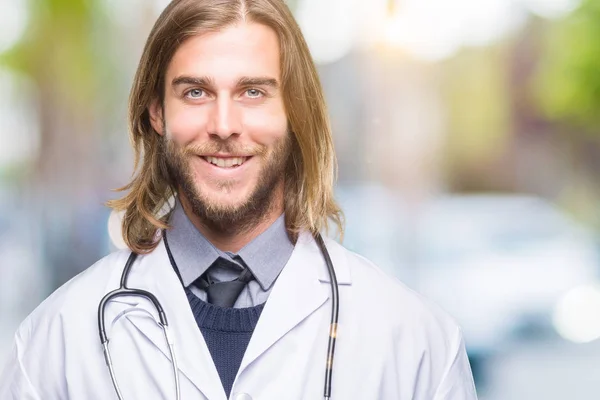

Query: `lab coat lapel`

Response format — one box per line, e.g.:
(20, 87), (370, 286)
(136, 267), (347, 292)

(239, 232), (349, 372)
(117, 241), (227, 400)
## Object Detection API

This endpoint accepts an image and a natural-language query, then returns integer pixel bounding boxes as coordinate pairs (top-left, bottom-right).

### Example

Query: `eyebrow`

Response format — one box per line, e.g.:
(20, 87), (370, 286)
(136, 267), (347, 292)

(171, 75), (279, 89)
(237, 77), (279, 89)
(172, 76), (214, 87)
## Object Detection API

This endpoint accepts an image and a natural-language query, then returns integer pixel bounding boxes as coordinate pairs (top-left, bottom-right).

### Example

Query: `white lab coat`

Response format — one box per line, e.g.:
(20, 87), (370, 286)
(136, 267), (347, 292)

(0, 232), (477, 400)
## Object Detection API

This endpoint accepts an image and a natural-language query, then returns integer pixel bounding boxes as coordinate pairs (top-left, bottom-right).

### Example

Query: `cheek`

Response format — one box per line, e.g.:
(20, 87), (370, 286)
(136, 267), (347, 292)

(165, 107), (208, 144)
(244, 106), (288, 145)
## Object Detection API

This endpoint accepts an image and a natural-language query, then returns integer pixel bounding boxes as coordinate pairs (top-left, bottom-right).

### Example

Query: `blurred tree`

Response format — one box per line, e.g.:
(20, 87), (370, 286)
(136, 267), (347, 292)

(535, 0), (600, 134)
(533, 2), (600, 228)
(0, 0), (117, 290)
(439, 44), (514, 192)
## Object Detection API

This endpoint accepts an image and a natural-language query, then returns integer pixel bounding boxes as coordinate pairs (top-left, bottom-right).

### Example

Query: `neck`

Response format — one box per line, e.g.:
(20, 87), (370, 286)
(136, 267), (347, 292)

(178, 187), (285, 253)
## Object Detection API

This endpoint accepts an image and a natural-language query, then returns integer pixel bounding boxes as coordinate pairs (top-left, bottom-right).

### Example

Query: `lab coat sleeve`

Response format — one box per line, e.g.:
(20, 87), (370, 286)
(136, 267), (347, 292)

(0, 313), (67, 399)
(0, 334), (42, 399)
(433, 326), (479, 400)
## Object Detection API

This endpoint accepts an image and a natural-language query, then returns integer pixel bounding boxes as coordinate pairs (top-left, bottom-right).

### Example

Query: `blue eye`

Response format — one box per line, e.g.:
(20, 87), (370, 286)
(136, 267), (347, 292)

(246, 89), (262, 98)
(187, 89), (204, 98)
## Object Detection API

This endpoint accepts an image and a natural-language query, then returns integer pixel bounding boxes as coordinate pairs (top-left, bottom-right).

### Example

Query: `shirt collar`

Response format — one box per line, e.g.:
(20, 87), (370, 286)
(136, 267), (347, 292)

(166, 198), (294, 291)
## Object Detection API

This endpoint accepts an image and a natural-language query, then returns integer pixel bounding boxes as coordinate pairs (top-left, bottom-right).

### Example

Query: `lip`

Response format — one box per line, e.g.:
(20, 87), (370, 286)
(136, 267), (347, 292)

(201, 154), (252, 158)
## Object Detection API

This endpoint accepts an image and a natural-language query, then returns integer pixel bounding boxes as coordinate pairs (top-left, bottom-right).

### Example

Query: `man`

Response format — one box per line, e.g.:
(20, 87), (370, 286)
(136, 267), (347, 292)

(0, 0), (477, 399)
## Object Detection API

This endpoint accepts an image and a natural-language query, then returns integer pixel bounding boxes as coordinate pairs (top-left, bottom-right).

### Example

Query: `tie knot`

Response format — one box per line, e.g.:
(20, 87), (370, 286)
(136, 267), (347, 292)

(208, 257), (253, 283)
(194, 257), (254, 308)
(214, 256), (241, 270)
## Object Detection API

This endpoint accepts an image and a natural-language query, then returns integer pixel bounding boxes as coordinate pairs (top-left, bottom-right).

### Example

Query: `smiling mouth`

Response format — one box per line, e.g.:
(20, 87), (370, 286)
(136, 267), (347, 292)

(201, 156), (250, 168)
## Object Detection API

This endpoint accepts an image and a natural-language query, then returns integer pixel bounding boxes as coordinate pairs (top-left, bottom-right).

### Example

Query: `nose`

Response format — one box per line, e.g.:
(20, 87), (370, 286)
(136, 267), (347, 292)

(206, 96), (242, 140)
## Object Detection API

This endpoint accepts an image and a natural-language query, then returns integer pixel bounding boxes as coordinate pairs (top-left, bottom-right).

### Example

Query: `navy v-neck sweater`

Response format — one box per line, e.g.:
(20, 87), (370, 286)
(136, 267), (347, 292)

(184, 287), (265, 397)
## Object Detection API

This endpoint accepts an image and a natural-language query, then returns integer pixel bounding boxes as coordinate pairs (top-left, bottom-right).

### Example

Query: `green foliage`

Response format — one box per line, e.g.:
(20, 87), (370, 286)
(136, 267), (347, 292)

(535, 0), (600, 132)
(440, 45), (513, 165)
(0, 0), (103, 105)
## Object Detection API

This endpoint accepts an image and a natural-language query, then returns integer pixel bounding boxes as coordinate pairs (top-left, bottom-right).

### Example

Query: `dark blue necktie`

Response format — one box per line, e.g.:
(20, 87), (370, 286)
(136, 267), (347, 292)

(195, 258), (254, 308)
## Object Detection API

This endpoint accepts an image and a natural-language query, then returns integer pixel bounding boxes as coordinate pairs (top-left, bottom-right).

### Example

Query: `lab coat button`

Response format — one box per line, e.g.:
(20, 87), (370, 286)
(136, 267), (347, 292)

(233, 393), (252, 400)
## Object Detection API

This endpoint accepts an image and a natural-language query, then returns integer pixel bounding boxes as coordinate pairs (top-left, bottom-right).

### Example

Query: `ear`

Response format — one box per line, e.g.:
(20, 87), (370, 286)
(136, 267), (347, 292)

(148, 99), (165, 136)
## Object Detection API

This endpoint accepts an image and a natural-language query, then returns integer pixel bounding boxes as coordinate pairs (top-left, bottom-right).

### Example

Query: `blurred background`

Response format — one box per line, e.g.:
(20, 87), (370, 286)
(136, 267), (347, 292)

(1, 0), (600, 397)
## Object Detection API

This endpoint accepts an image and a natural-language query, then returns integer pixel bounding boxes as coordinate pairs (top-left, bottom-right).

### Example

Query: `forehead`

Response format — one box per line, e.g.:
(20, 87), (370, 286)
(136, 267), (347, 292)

(166, 22), (281, 82)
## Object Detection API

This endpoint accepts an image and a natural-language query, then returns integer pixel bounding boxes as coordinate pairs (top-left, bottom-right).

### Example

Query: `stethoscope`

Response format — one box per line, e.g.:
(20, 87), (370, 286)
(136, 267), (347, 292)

(98, 231), (340, 400)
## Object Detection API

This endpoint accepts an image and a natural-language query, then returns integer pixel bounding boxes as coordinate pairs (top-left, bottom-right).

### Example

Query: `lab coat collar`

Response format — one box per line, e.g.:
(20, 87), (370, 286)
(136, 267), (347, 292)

(314, 233), (352, 285)
(238, 231), (351, 374)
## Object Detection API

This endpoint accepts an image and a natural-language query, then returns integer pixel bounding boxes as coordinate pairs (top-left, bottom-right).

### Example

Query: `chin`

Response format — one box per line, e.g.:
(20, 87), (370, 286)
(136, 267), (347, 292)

(209, 197), (249, 213)
(200, 187), (253, 210)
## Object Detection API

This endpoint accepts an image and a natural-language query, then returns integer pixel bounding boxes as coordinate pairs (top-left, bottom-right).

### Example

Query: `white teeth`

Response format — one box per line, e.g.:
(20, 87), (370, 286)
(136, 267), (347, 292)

(205, 156), (247, 168)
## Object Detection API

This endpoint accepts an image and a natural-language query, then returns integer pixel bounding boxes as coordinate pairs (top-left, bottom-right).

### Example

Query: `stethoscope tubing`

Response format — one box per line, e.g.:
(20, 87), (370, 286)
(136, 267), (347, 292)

(314, 233), (340, 399)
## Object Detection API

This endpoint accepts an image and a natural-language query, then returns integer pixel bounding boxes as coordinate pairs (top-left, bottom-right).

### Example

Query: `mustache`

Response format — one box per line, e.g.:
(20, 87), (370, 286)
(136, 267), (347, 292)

(178, 141), (267, 157)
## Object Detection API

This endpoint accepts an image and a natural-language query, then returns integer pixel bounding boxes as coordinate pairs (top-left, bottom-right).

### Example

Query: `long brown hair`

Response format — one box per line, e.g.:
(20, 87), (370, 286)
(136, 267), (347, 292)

(108, 0), (343, 253)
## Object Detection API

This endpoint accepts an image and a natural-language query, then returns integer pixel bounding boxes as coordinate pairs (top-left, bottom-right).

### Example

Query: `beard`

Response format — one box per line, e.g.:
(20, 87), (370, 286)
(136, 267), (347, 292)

(160, 132), (291, 235)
